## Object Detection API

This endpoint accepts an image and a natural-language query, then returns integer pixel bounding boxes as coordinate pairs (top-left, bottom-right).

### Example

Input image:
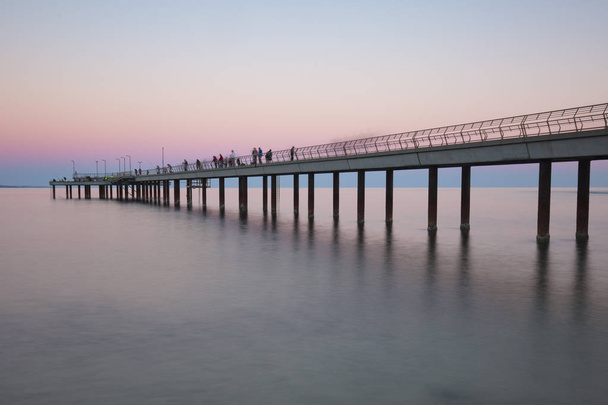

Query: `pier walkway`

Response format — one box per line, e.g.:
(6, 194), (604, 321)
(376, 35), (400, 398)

(51, 103), (608, 241)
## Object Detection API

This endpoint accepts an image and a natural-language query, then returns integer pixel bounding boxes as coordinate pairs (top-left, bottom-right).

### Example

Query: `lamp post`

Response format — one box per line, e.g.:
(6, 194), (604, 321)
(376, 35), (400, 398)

(121, 157), (126, 174)
(96, 161), (99, 178)
(102, 159), (106, 177)
(71, 160), (75, 176)
(162, 147), (164, 168)
(116, 158), (121, 173)
(126, 155), (132, 173)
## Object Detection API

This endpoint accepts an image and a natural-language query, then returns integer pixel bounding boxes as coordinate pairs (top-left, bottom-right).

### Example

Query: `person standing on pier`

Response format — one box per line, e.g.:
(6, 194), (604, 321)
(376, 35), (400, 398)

(252, 148), (257, 165)
(183, 159), (188, 171)
(290, 146), (295, 161)
(258, 147), (263, 164)
(230, 150), (236, 166)
(196, 159), (201, 170)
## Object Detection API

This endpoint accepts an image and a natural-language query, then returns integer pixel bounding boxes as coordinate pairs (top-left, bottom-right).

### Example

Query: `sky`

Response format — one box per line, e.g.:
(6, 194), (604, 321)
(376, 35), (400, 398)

(1, 0), (607, 186)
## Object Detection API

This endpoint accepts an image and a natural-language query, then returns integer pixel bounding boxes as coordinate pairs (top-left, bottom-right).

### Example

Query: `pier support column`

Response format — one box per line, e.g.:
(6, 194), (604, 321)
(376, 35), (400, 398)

(263, 175), (268, 214)
(174, 180), (180, 206)
(109, 185), (113, 200)
(69, 185), (73, 199)
(460, 165), (471, 231)
(537, 161), (552, 241)
(293, 174), (299, 216)
(52, 185), (56, 199)
(65, 185), (68, 199)
(308, 173), (315, 219)
(576, 159), (591, 241)
(219, 178), (225, 212)
(333, 172), (340, 219)
(357, 170), (365, 224)
(428, 167), (438, 232)
(202, 179), (207, 210)
(78, 185), (81, 199)
(385, 169), (393, 223)
(239, 176), (248, 214)
(99, 185), (103, 199)
(186, 179), (192, 208)
(271, 175), (278, 217)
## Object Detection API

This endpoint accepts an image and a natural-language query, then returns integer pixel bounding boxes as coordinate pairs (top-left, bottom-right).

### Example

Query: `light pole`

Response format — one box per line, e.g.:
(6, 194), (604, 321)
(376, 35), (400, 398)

(121, 157), (126, 173)
(96, 161), (98, 178)
(71, 160), (75, 176)
(162, 147), (164, 168)
(126, 155), (132, 173)
(102, 159), (106, 177)
(116, 158), (121, 173)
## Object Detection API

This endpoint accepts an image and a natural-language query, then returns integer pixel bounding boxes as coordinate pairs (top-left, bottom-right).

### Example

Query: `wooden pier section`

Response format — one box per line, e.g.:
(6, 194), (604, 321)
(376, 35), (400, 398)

(51, 103), (608, 241)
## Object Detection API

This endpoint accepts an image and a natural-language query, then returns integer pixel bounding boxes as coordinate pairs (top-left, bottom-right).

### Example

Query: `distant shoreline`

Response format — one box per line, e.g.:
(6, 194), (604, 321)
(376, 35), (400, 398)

(0, 185), (46, 188)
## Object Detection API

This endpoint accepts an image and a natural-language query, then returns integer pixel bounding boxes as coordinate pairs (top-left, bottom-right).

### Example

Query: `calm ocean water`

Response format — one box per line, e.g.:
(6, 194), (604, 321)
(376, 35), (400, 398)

(1, 186), (608, 404)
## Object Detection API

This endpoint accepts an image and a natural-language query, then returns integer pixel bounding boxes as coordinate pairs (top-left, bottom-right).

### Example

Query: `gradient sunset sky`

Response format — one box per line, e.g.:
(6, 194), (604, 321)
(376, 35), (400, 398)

(1, 0), (607, 186)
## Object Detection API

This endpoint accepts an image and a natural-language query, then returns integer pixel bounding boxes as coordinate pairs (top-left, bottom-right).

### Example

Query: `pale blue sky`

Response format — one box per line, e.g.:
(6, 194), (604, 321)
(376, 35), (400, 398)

(1, 0), (607, 185)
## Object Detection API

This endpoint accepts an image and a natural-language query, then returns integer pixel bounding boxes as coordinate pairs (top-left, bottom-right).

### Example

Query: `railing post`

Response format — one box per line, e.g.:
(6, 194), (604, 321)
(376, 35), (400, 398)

(385, 169), (393, 223)
(428, 167), (438, 232)
(460, 165), (471, 231)
(537, 161), (552, 241)
(576, 159), (591, 241)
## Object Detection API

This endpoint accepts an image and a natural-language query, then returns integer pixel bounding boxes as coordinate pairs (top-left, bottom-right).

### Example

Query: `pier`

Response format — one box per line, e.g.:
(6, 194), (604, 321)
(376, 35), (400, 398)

(50, 103), (608, 241)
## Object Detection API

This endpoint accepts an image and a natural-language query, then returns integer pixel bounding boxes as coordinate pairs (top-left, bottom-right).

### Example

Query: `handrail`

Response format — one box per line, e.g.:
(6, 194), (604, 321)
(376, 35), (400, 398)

(70, 102), (608, 181)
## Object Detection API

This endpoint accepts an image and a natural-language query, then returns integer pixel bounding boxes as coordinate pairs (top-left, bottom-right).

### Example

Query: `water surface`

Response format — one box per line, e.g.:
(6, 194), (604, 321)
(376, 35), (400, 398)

(1, 187), (607, 404)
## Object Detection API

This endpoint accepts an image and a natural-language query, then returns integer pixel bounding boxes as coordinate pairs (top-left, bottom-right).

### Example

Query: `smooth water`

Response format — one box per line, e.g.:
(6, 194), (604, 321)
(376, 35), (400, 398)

(1, 187), (608, 404)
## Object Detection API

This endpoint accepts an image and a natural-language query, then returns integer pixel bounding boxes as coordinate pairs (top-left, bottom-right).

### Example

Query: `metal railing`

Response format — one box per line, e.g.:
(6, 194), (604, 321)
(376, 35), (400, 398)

(75, 102), (608, 181)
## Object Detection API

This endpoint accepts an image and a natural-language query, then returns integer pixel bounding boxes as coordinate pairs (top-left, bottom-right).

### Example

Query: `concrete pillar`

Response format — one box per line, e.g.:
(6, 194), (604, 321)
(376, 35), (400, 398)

(357, 170), (365, 224)
(219, 177), (225, 212)
(109, 185), (113, 200)
(460, 165), (471, 231)
(385, 169), (393, 223)
(69, 185), (73, 199)
(202, 179), (207, 210)
(428, 167), (438, 232)
(333, 172), (340, 219)
(537, 161), (552, 241)
(174, 180), (180, 206)
(263, 175), (268, 214)
(271, 174), (278, 217)
(293, 174), (299, 216)
(308, 173), (315, 218)
(78, 185), (81, 199)
(52, 185), (56, 199)
(186, 179), (192, 208)
(239, 176), (248, 213)
(576, 159), (591, 241)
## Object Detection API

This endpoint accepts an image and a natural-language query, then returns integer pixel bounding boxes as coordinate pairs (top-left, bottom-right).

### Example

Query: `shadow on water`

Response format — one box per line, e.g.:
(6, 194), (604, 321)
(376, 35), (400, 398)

(458, 231), (471, 308)
(534, 240), (550, 319)
(573, 239), (588, 325)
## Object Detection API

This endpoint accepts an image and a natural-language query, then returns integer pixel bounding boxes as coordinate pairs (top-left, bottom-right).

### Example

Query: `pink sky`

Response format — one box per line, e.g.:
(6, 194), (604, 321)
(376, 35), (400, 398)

(1, 0), (607, 185)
